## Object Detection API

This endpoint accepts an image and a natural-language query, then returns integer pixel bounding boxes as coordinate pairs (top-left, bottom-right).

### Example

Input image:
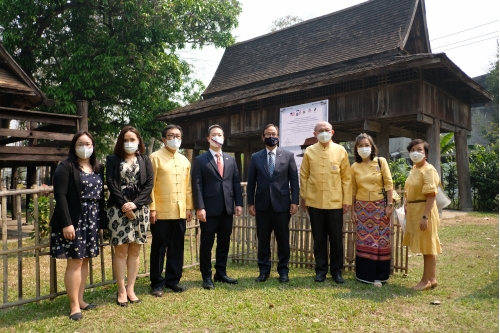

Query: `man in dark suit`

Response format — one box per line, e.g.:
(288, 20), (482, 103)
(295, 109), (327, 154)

(247, 124), (300, 283)
(191, 124), (243, 290)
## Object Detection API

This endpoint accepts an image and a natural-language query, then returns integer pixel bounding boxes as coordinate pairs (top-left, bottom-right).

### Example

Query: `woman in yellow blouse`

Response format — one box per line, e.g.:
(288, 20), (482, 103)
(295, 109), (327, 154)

(351, 133), (393, 287)
(403, 139), (441, 291)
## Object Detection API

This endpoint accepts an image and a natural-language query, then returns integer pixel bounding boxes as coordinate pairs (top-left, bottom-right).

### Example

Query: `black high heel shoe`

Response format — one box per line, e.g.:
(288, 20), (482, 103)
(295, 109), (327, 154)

(127, 296), (141, 304)
(116, 293), (128, 307)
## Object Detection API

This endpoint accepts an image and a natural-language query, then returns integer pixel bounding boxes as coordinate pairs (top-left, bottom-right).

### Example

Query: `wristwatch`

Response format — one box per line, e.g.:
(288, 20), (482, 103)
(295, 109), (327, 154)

(388, 203), (393, 207)
(422, 215), (428, 220)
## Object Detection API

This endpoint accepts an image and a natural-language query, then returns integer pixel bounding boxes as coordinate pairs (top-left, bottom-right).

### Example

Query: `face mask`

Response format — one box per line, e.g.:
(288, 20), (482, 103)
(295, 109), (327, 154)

(317, 131), (332, 143)
(357, 147), (372, 159)
(264, 137), (279, 147)
(124, 142), (138, 154)
(410, 151), (425, 163)
(166, 138), (182, 150)
(210, 136), (224, 148)
(75, 146), (93, 159)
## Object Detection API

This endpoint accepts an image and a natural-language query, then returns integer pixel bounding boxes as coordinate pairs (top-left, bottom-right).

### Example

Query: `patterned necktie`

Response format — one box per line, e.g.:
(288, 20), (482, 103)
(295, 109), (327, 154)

(215, 153), (223, 177)
(268, 151), (275, 177)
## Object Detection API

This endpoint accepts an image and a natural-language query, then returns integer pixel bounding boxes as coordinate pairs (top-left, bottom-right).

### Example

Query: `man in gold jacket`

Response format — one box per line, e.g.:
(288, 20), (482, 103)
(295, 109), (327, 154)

(300, 121), (352, 284)
(149, 125), (194, 296)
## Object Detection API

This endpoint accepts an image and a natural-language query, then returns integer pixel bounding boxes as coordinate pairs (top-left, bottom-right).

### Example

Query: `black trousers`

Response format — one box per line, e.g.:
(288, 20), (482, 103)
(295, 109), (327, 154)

(308, 207), (344, 276)
(199, 210), (233, 279)
(149, 219), (186, 290)
(256, 206), (291, 275)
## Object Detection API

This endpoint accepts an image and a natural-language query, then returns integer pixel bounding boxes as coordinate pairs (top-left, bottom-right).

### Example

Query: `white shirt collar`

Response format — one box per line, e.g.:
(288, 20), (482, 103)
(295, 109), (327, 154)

(266, 146), (277, 154)
(209, 148), (223, 157)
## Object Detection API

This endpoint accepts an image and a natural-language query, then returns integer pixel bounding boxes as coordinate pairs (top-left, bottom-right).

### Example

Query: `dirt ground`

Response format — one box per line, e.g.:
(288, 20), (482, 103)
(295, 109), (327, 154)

(440, 210), (499, 226)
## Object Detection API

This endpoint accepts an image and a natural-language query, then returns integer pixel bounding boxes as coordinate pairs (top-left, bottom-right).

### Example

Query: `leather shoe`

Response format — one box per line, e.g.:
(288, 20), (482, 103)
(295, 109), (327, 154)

(69, 312), (83, 321)
(167, 284), (186, 293)
(332, 273), (345, 284)
(116, 293), (128, 307)
(314, 273), (326, 282)
(279, 274), (289, 283)
(202, 278), (215, 290)
(255, 273), (270, 282)
(214, 274), (238, 284)
(80, 304), (97, 311)
(151, 289), (164, 297)
(127, 296), (141, 304)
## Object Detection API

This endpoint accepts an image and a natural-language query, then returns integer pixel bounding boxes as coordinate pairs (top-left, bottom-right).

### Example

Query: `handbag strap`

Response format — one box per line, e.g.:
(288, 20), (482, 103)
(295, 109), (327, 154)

(377, 157), (386, 195)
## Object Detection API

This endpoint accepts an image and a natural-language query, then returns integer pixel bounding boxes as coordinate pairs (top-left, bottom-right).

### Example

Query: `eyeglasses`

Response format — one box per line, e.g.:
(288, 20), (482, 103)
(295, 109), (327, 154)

(75, 143), (93, 148)
(166, 134), (182, 139)
(264, 133), (278, 138)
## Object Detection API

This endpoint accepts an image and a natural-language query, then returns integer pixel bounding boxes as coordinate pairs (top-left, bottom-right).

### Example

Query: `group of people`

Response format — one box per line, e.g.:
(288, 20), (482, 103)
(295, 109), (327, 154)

(49, 121), (442, 321)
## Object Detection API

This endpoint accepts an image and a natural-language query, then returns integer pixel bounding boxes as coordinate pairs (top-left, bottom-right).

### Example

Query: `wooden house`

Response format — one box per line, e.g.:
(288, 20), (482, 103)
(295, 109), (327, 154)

(157, 0), (492, 210)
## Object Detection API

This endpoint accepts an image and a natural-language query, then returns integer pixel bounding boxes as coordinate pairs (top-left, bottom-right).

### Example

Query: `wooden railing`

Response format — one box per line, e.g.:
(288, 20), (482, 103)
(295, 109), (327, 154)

(0, 184), (407, 309)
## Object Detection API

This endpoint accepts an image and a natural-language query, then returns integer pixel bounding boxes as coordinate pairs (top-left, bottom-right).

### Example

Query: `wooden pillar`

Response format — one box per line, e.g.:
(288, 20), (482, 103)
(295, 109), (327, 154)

(426, 118), (441, 177)
(26, 167), (36, 209)
(77, 100), (89, 132)
(243, 151), (252, 182)
(454, 129), (473, 211)
(375, 123), (390, 159)
(185, 149), (193, 163)
(235, 152), (242, 179)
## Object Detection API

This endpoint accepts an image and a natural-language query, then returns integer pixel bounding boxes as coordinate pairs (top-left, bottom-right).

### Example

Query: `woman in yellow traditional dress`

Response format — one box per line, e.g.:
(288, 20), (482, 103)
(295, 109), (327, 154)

(403, 139), (441, 291)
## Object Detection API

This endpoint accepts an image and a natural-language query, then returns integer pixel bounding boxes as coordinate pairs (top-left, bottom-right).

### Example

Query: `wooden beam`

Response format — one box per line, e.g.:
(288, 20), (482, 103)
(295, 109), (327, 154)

(0, 128), (74, 141)
(363, 120), (382, 133)
(332, 131), (357, 142)
(454, 129), (473, 211)
(0, 137), (23, 145)
(440, 121), (456, 132)
(417, 113), (434, 125)
(0, 107), (80, 126)
(0, 146), (69, 155)
(226, 138), (249, 151)
(388, 126), (416, 138)
(0, 154), (66, 161)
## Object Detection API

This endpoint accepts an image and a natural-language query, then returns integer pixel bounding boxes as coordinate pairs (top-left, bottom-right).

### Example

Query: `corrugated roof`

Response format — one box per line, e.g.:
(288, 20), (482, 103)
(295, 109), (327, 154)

(203, 0), (418, 97)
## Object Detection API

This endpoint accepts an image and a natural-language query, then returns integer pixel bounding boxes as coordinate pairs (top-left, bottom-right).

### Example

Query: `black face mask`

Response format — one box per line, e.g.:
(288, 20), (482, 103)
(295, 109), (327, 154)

(264, 137), (279, 147)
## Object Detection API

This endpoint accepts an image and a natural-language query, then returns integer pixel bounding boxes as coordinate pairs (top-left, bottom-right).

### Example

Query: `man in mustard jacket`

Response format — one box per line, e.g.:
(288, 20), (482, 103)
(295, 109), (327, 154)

(149, 125), (194, 296)
(300, 121), (352, 284)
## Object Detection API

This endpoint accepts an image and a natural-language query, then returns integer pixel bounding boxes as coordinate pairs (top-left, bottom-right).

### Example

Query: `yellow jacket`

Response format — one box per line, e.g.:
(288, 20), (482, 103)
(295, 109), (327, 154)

(149, 148), (194, 219)
(351, 157), (393, 202)
(300, 142), (352, 209)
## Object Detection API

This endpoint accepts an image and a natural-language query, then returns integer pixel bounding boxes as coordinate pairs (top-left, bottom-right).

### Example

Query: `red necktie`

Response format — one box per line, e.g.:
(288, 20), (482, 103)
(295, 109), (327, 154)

(215, 153), (224, 177)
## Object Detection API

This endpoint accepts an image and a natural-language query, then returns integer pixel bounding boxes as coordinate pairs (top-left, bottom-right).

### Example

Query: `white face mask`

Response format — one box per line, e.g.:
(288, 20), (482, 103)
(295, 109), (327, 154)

(166, 138), (182, 150)
(124, 142), (138, 154)
(75, 146), (93, 159)
(317, 131), (332, 143)
(410, 151), (425, 163)
(357, 147), (372, 159)
(210, 136), (224, 148)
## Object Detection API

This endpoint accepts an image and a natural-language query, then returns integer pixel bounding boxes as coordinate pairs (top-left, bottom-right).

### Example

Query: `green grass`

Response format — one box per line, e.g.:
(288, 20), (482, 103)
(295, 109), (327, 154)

(0, 215), (498, 332)
(466, 211), (499, 218)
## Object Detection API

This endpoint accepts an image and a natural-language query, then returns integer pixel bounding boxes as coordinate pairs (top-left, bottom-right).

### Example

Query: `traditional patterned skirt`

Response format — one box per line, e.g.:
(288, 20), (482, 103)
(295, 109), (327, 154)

(355, 198), (391, 283)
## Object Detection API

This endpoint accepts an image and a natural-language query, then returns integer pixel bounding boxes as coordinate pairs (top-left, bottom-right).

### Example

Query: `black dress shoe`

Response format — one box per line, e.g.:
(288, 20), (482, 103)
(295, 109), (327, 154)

(151, 289), (164, 297)
(279, 274), (289, 283)
(69, 312), (83, 321)
(214, 274), (238, 284)
(332, 273), (345, 284)
(314, 273), (326, 282)
(202, 278), (215, 290)
(255, 273), (270, 282)
(80, 304), (97, 311)
(167, 284), (186, 293)
(116, 293), (128, 307)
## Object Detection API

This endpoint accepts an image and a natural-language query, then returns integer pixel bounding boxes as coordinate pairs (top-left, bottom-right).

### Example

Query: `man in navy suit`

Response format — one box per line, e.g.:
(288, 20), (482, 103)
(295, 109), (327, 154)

(191, 124), (243, 290)
(247, 124), (299, 283)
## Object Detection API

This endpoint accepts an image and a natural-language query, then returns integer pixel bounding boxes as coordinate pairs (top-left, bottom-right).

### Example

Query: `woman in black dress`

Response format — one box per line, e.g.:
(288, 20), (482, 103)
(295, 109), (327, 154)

(106, 126), (153, 306)
(50, 131), (106, 321)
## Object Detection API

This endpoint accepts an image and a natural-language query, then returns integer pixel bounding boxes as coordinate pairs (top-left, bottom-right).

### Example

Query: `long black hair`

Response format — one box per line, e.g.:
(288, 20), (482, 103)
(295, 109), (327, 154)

(67, 131), (101, 172)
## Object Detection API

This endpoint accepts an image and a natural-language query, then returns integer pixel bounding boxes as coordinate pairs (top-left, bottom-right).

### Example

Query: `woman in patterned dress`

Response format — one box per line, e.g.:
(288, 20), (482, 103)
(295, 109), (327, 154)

(50, 131), (106, 321)
(351, 133), (394, 287)
(106, 126), (153, 306)
(403, 139), (441, 291)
